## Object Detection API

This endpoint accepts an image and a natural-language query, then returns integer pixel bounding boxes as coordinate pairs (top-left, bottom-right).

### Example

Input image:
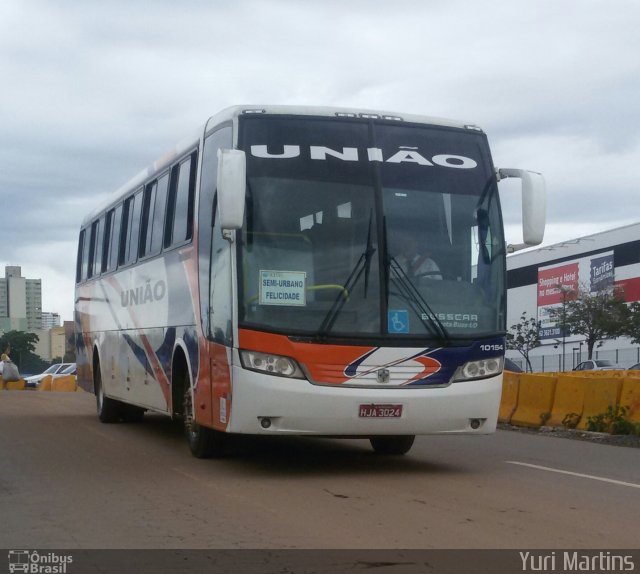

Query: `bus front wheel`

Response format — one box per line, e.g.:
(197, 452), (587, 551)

(369, 435), (415, 455)
(183, 388), (226, 458)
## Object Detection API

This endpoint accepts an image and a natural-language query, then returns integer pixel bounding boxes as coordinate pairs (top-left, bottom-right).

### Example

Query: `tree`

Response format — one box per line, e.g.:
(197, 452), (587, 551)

(506, 311), (541, 372)
(0, 330), (46, 373)
(624, 301), (640, 345)
(550, 285), (629, 359)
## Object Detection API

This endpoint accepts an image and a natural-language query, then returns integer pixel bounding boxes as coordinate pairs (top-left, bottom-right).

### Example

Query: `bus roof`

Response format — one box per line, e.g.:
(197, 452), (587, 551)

(81, 105), (482, 227)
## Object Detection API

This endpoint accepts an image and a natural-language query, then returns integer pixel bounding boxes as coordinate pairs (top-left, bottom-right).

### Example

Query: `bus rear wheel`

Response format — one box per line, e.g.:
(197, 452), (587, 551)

(369, 435), (415, 455)
(183, 387), (226, 458)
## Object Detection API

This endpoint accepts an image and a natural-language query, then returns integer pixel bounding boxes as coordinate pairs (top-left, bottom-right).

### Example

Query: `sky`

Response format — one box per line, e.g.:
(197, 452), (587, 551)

(1, 0), (639, 322)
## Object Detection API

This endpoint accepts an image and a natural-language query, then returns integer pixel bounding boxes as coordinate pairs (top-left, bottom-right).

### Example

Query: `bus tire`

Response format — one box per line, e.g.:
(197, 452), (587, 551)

(95, 364), (122, 424)
(183, 387), (226, 458)
(369, 435), (415, 455)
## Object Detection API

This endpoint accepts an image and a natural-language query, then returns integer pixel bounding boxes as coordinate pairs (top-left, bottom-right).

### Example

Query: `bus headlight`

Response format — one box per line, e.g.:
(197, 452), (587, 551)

(453, 357), (503, 382)
(239, 350), (306, 379)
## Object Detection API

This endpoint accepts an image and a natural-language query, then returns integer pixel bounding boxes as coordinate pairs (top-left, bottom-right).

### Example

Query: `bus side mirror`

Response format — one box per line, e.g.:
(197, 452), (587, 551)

(498, 168), (546, 253)
(217, 149), (246, 232)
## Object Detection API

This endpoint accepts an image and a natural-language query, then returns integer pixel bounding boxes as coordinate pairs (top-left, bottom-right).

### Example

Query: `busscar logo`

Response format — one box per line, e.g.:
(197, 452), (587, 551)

(7, 551), (73, 574)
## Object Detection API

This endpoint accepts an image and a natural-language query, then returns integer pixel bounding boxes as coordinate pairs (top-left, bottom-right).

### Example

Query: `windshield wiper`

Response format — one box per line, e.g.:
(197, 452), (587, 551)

(317, 214), (377, 337)
(387, 256), (451, 342)
(363, 209), (375, 298)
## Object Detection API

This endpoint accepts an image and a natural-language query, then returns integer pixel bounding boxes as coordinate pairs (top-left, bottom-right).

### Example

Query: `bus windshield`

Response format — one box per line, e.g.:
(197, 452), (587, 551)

(237, 116), (505, 341)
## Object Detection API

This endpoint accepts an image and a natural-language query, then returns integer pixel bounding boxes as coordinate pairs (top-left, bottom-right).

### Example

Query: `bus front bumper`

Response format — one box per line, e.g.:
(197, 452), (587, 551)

(226, 367), (502, 436)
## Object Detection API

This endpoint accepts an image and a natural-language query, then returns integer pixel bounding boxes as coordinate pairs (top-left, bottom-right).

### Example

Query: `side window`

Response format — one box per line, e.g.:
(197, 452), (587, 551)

(76, 229), (87, 283)
(121, 189), (143, 266)
(140, 181), (157, 258)
(166, 152), (196, 248)
(198, 126), (232, 337)
(150, 173), (170, 255)
(105, 204), (123, 272)
(88, 218), (103, 278)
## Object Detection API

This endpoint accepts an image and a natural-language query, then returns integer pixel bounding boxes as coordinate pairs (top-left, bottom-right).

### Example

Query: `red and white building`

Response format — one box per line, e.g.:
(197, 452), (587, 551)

(507, 222), (640, 370)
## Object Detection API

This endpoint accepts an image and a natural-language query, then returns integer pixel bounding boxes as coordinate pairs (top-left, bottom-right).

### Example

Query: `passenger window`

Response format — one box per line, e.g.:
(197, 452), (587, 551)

(140, 181), (157, 258)
(76, 229), (87, 283)
(121, 189), (143, 266)
(166, 153), (196, 247)
(150, 173), (170, 255)
(88, 218), (103, 278)
(105, 204), (123, 272)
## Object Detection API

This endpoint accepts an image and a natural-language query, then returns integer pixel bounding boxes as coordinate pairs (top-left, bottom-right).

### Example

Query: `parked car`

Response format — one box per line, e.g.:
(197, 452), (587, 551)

(52, 363), (77, 379)
(573, 359), (621, 371)
(24, 363), (74, 388)
(627, 363), (640, 371)
(504, 358), (523, 372)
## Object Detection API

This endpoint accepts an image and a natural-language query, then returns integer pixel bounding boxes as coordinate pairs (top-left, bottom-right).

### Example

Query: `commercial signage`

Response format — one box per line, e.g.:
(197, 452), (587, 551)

(590, 254), (614, 292)
(537, 252), (613, 340)
(259, 270), (307, 306)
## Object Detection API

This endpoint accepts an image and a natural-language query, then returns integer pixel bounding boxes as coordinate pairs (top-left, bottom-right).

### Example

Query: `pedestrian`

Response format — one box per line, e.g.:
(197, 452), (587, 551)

(0, 342), (21, 382)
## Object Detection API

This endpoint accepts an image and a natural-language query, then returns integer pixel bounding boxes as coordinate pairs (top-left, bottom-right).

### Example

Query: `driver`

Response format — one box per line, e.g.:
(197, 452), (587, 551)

(395, 236), (442, 280)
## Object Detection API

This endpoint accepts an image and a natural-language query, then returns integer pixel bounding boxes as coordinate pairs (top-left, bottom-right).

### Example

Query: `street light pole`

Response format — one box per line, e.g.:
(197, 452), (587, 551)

(559, 285), (573, 373)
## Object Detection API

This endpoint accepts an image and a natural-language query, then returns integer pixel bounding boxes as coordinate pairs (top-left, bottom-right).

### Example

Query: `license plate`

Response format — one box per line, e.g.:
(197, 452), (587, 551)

(359, 404), (403, 418)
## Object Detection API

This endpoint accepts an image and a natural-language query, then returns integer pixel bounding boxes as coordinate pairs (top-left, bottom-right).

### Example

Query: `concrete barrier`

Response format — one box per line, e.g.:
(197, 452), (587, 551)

(619, 377), (640, 424)
(499, 369), (640, 433)
(499, 371), (520, 423)
(38, 374), (53, 391)
(3, 379), (26, 391)
(577, 377), (623, 430)
(510, 373), (557, 428)
(51, 375), (77, 392)
(547, 375), (585, 428)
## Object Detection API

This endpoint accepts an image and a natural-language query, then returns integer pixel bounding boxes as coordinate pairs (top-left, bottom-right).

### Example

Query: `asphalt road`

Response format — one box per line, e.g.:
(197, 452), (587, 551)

(1, 392), (639, 549)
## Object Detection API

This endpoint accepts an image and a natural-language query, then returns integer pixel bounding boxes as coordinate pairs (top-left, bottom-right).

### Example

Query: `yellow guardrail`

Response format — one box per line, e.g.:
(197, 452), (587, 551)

(0, 377), (26, 390)
(1, 373), (77, 392)
(498, 371), (520, 424)
(619, 377), (640, 424)
(38, 374), (53, 391)
(510, 373), (557, 428)
(500, 369), (640, 432)
(51, 375), (77, 392)
(546, 375), (584, 428)
(577, 377), (623, 430)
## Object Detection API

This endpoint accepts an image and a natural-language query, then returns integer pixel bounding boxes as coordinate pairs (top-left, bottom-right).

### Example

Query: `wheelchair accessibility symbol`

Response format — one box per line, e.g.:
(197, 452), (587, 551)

(388, 310), (409, 334)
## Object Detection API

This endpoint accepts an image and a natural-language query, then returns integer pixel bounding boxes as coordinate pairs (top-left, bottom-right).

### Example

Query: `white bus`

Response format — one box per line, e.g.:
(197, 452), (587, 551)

(75, 105), (545, 457)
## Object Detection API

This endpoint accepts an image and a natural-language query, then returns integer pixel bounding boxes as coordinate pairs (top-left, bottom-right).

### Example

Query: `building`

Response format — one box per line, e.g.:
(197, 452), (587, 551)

(41, 311), (61, 330)
(31, 323), (74, 362)
(0, 265), (42, 332)
(507, 222), (640, 371)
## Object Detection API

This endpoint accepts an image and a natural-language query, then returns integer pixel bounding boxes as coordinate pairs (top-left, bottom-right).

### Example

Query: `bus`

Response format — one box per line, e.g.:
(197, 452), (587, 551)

(75, 105), (546, 457)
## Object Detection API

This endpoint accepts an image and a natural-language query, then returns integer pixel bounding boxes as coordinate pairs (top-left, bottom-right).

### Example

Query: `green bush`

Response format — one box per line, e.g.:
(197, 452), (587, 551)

(586, 406), (639, 435)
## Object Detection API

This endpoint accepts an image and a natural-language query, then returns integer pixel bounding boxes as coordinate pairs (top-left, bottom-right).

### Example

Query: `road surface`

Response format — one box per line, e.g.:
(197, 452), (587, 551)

(1, 392), (638, 549)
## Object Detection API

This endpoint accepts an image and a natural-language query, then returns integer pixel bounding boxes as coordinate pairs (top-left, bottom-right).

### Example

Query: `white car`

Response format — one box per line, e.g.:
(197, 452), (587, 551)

(52, 363), (77, 379)
(24, 363), (74, 387)
(573, 359), (621, 371)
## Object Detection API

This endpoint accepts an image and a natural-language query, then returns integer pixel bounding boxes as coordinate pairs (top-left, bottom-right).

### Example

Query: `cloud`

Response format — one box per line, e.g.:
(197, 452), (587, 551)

(1, 0), (639, 321)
